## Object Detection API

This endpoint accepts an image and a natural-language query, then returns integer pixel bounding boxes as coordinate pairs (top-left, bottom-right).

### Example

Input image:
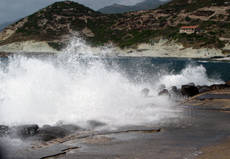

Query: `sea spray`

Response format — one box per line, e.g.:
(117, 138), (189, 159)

(0, 37), (222, 129)
(157, 64), (223, 89)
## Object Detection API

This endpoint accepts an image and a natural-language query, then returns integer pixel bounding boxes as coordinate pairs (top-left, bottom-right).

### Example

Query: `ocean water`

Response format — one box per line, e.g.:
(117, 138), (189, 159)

(0, 37), (229, 129)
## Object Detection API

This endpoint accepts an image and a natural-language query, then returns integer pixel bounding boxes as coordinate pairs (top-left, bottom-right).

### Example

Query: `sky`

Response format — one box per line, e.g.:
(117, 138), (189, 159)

(0, 0), (145, 24)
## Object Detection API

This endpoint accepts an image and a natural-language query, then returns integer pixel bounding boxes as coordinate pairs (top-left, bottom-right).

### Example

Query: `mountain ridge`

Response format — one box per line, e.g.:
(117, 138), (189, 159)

(98, 0), (167, 14)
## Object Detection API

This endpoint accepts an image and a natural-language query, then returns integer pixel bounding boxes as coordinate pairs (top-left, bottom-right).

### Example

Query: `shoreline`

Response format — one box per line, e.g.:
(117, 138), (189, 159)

(0, 39), (229, 60)
(0, 51), (229, 62)
(1, 81), (230, 158)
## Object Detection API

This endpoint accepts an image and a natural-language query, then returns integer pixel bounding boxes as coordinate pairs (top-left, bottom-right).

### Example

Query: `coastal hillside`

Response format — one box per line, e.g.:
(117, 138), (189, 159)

(0, 0), (230, 54)
(98, 0), (166, 14)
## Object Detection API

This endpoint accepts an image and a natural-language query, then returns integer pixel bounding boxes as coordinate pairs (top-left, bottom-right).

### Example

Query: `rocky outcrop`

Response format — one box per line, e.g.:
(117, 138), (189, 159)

(0, 124), (81, 141)
(181, 84), (199, 97)
(157, 81), (230, 98)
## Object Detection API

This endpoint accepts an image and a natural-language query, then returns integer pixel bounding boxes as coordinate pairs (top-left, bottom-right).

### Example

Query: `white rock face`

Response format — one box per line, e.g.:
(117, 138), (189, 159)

(118, 39), (224, 58)
(0, 39), (226, 58)
(224, 43), (230, 50)
(0, 41), (59, 53)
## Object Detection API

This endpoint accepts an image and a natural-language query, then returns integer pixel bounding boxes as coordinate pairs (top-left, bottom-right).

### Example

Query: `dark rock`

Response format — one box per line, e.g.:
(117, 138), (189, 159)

(210, 84), (227, 90)
(37, 125), (70, 141)
(198, 86), (212, 93)
(181, 85), (199, 97)
(171, 86), (178, 92)
(141, 88), (150, 97)
(11, 124), (39, 138)
(0, 125), (9, 137)
(158, 89), (170, 96)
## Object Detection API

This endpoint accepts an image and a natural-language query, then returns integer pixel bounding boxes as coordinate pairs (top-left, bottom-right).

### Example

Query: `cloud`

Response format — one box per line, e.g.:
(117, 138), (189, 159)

(0, 0), (146, 24)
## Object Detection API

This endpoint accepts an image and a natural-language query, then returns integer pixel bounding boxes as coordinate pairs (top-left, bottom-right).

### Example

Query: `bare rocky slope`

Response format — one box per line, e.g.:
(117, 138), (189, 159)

(0, 0), (230, 55)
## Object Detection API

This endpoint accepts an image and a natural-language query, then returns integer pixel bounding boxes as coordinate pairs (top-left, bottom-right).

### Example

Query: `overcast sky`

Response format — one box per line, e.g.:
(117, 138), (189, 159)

(0, 0), (146, 24)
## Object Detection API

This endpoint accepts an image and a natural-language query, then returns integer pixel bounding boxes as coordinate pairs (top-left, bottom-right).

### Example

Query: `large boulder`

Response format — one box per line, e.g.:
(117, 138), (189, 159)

(181, 85), (199, 97)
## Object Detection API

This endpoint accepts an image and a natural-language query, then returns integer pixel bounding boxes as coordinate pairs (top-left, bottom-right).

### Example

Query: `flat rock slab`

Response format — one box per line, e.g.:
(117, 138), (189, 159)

(197, 137), (230, 159)
(184, 90), (230, 110)
(196, 94), (230, 100)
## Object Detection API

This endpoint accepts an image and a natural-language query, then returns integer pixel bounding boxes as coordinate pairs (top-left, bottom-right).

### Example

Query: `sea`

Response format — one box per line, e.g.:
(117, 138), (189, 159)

(0, 37), (229, 129)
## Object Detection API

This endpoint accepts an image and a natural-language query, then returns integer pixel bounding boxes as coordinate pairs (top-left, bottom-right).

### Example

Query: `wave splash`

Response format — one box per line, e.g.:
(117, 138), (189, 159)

(0, 38), (222, 129)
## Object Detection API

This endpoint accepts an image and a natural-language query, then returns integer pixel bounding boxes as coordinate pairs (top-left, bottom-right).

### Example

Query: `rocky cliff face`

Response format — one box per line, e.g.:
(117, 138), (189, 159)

(0, 0), (230, 53)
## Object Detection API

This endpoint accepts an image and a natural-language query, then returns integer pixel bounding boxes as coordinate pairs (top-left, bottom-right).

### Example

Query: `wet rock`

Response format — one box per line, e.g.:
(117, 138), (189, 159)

(11, 124), (39, 138)
(198, 86), (212, 93)
(158, 89), (170, 96)
(210, 84), (227, 90)
(0, 125), (9, 137)
(37, 125), (72, 141)
(141, 88), (150, 97)
(181, 85), (199, 97)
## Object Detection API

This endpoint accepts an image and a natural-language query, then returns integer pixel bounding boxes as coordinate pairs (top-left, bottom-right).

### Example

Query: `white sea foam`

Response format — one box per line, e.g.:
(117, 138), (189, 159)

(0, 38), (222, 129)
(157, 64), (223, 89)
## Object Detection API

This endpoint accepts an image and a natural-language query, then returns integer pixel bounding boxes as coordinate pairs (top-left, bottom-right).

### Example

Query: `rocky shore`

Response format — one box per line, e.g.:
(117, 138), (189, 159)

(1, 80), (230, 159)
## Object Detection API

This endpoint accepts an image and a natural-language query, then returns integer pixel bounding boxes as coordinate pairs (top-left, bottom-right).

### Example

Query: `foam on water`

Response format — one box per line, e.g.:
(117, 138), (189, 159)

(158, 64), (223, 89)
(0, 38), (222, 129)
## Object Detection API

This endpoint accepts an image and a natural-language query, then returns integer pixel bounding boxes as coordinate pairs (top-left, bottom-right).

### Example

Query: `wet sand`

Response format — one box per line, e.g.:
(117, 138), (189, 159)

(1, 90), (230, 159)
